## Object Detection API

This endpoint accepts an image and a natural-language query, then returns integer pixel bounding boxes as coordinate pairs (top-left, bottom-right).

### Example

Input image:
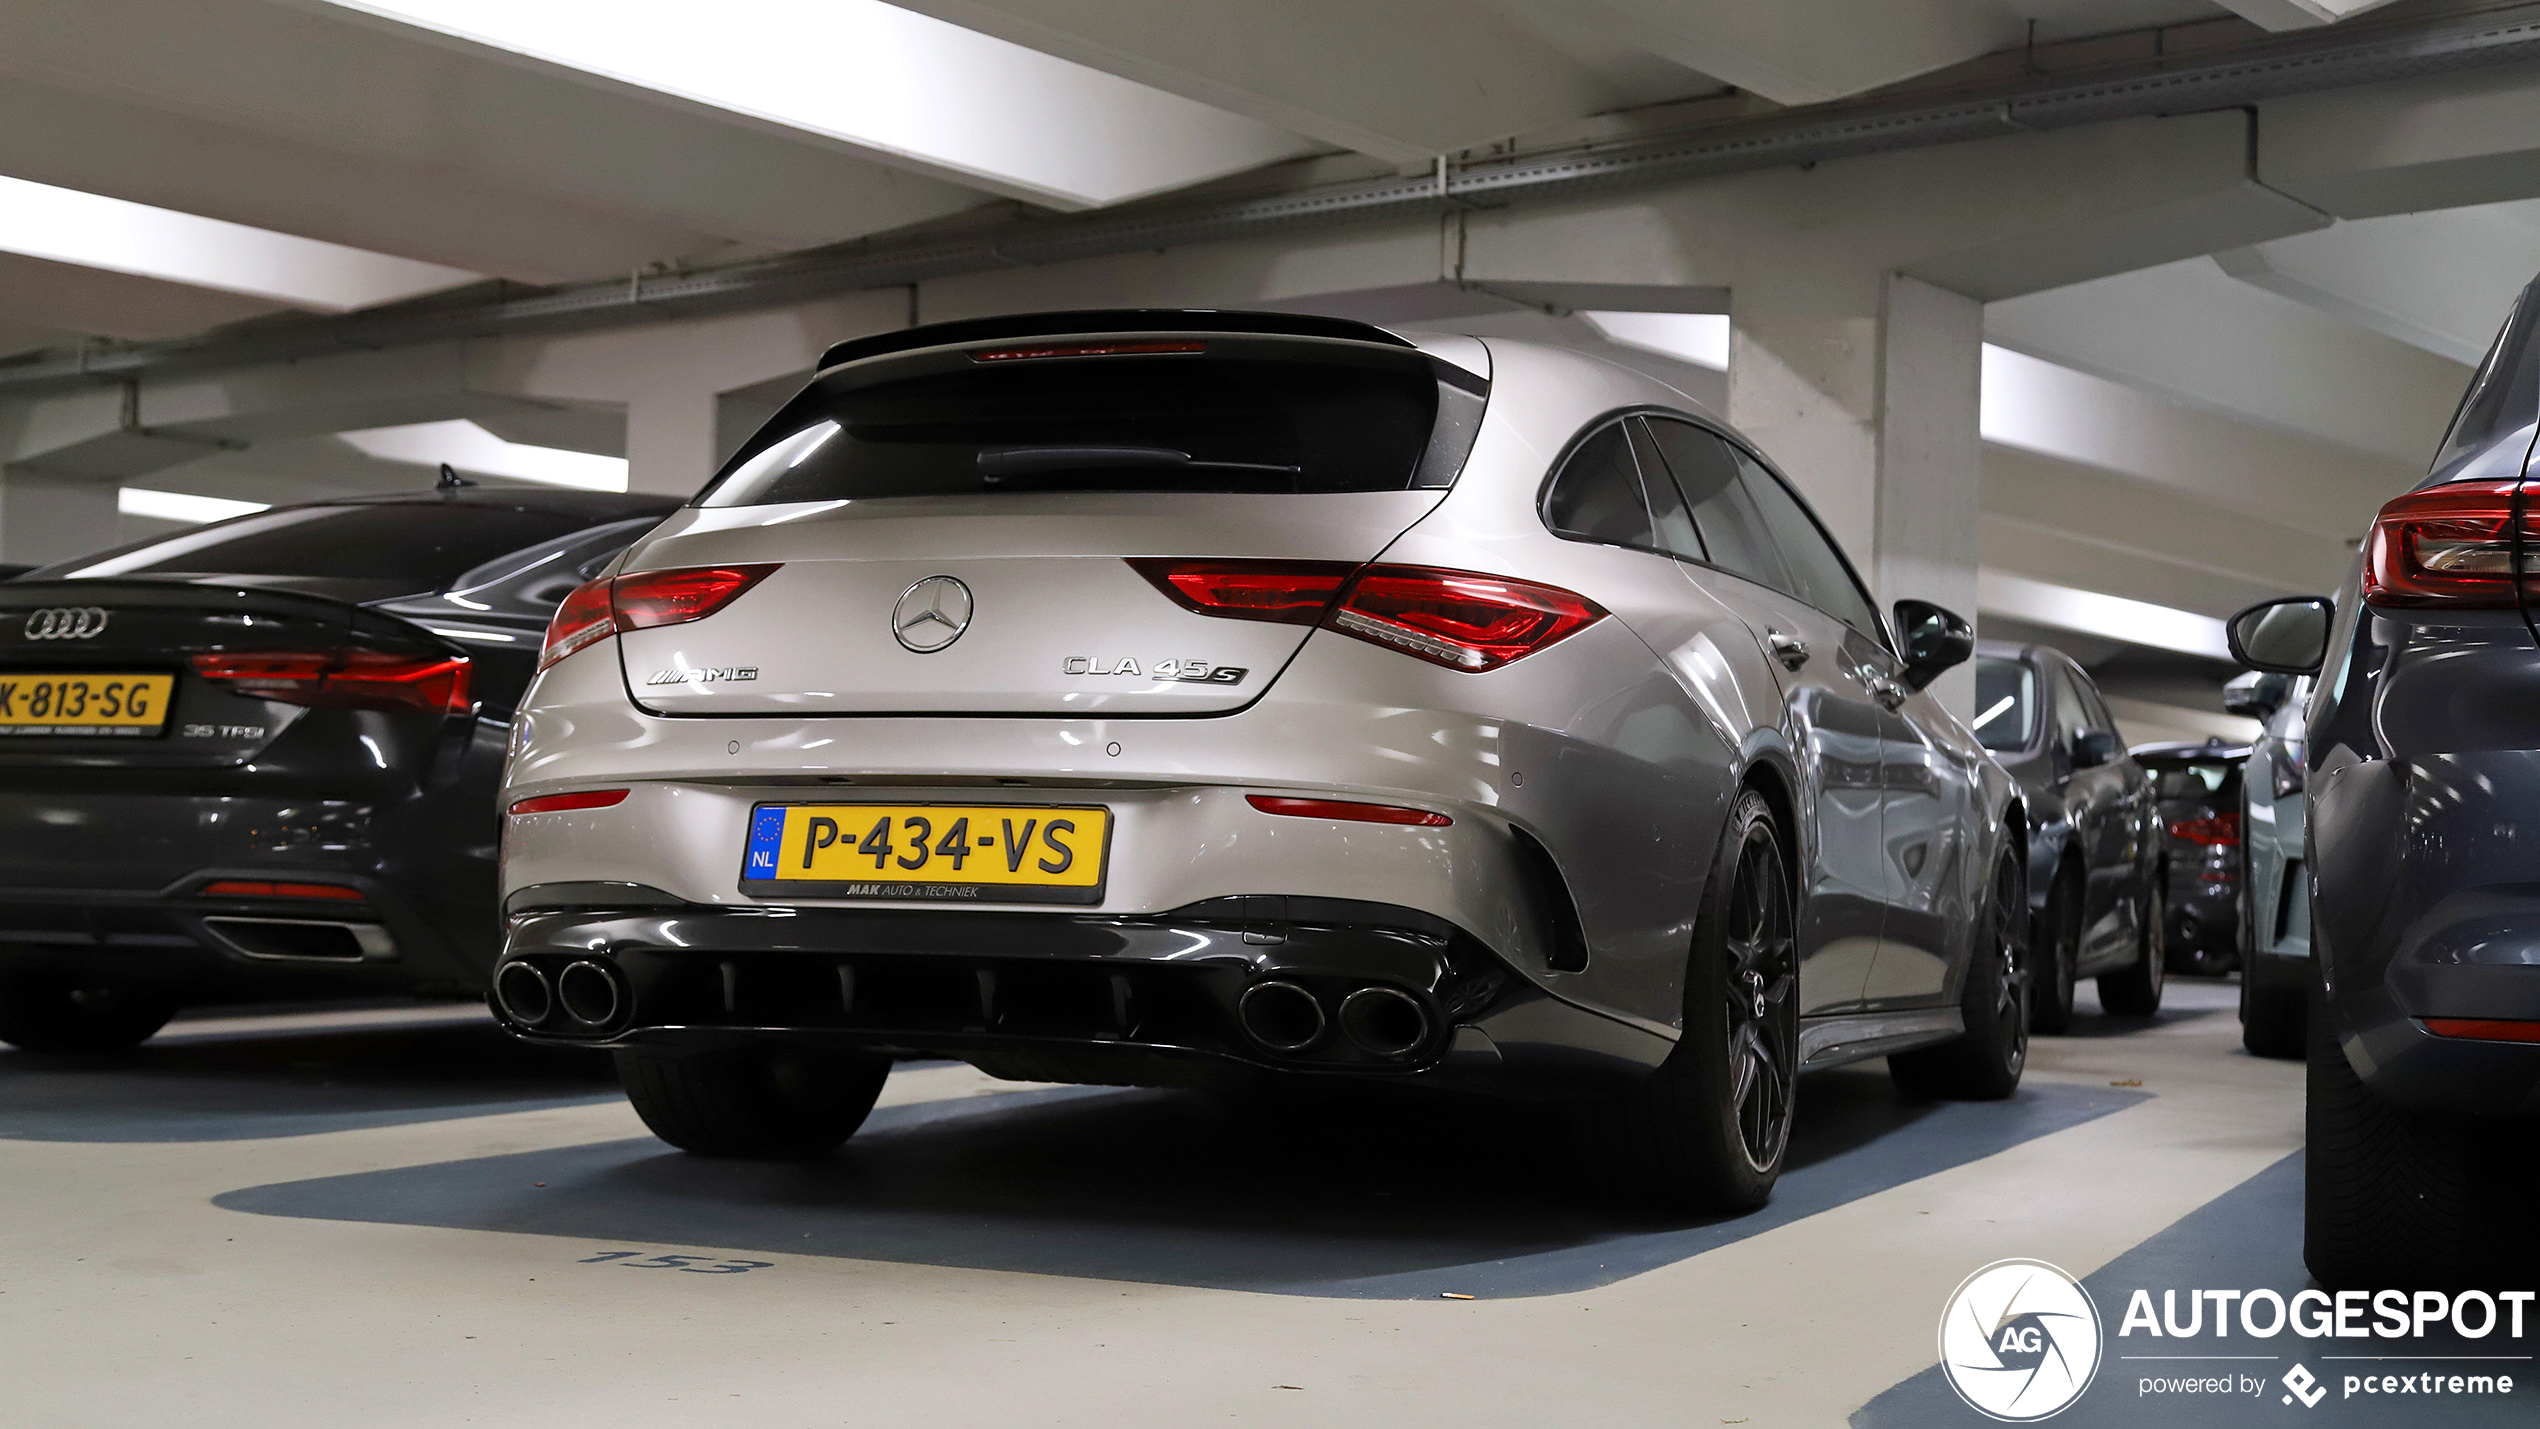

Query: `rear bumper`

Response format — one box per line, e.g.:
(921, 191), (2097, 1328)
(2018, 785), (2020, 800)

(2312, 754), (2540, 1115)
(494, 891), (1672, 1097)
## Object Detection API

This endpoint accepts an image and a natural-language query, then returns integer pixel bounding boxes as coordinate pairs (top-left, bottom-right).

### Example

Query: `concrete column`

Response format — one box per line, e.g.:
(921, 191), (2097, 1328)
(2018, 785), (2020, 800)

(623, 380), (723, 499)
(0, 473), (121, 566)
(1728, 269), (1982, 718)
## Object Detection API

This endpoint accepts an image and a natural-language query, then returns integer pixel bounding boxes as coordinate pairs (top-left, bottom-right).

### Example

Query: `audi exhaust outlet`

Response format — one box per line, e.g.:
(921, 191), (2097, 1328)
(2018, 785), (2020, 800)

(493, 962), (554, 1027)
(555, 960), (626, 1028)
(1338, 986), (1431, 1058)
(1237, 980), (1326, 1052)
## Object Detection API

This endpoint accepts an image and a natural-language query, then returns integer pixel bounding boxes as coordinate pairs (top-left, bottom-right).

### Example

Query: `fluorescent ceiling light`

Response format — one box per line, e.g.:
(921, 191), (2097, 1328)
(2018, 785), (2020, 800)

(1978, 570), (2231, 660)
(338, 419), (629, 492)
(321, 0), (1310, 209)
(1582, 311), (1730, 370)
(119, 488), (272, 525)
(0, 176), (477, 313)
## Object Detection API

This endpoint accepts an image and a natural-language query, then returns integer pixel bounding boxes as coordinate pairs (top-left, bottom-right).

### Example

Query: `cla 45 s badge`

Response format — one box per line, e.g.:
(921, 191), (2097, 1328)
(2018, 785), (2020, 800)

(1062, 656), (1246, 684)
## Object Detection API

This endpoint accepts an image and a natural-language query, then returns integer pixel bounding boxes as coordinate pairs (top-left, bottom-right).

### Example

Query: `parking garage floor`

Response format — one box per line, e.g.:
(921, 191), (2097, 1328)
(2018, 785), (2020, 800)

(0, 982), (2360, 1427)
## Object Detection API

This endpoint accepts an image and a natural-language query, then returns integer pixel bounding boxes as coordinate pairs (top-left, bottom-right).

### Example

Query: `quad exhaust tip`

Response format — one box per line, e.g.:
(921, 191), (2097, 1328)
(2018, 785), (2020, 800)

(556, 960), (625, 1028)
(1237, 980), (1325, 1052)
(1339, 985), (1431, 1058)
(494, 961), (553, 1026)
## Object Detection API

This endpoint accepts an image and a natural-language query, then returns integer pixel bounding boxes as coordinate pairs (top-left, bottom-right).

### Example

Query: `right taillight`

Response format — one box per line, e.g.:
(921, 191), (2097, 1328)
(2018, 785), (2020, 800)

(2363, 481), (2539, 608)
(2168, 812), (2242, 847)
(1128, 559), (1356, 625)
(1329, 565), (1606, 671)
(538, 564), (781, 672)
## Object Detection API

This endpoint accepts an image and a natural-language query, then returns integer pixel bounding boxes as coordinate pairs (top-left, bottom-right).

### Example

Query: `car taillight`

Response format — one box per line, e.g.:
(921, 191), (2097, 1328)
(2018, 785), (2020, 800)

(538, 564), (781, 672)
(191, 650), (471, 715)
(1246, 794), (1452, 826)
(2362, 481), (2540, 607)
(1329, 565), (1606, 671)
(1128, 559), (1355, 625)
(2168, 813), (2242, 847)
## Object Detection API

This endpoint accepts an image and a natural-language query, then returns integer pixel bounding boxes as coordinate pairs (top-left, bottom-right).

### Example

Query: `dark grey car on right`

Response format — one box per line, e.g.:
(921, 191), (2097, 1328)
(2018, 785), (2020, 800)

(2227, 270), (2540, 1288)
(1972, 641), (2166, 1031)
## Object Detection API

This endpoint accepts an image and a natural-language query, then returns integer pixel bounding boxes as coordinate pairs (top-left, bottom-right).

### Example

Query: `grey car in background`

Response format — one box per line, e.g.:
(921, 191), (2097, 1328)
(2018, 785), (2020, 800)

(2228, 672), (2310, 1059)
(2131, 738), (2250, 979)
(1972, 642), (2166, 1029)
(489, 309), (2034, 1214)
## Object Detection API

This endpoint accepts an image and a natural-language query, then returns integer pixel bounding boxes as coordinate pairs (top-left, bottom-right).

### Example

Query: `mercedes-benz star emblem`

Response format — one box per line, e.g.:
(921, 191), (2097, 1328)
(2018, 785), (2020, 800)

(891, 576), (973, 653)
(23, 607), (109, 641)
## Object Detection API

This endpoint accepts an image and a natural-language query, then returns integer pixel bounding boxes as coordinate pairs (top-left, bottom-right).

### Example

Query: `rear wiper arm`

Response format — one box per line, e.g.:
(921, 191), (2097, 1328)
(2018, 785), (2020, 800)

(976, 446), (1300, 478)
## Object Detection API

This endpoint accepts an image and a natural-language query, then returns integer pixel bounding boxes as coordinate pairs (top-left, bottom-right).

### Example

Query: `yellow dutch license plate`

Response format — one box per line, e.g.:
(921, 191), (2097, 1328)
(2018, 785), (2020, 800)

(741, 803), (1111, 905)
(0, 673), (176, 737)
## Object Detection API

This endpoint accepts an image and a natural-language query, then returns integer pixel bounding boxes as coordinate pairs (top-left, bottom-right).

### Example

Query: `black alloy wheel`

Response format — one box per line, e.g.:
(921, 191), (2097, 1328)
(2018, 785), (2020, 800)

(1891, 845), (2029, 1100)
(2030, 869), (2081, 1034)
(1597, 788), (1798, 1213)
(2100, 879), (2167, 1015)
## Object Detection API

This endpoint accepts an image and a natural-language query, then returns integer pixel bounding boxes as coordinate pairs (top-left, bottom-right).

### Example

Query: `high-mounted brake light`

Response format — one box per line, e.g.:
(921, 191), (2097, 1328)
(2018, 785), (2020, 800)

(2363, 481), (2540, 608)
(191, 650), (471, 715)
(509, 789), (629, 816)
(1246, 795), (1452, 827)
(971, 340), (1204, 362)
(2167, 812), (2242, 847)
(1128, 559), (1355, 625)
(1329, 565), (1606, 672)
(537, 564), (781, 671)
(2422, 1017), (2540, 1043)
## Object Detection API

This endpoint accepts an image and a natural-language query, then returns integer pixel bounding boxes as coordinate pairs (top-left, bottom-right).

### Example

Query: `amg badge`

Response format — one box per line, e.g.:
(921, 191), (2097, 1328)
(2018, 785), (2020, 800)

(647, 666), (759, 686)
(1062, 656), (1246, 685)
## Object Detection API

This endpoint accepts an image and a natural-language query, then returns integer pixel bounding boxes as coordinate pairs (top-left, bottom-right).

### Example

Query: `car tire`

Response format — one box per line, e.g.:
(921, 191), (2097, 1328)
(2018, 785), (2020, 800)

(2240, 971), (2305, 1060)
(2302, 982), (2535, 1288)
(2098, 879), (2167, 1016)
(0, 971), (177, 1053)
(2029, 870), (2080, 1034)
(1891, 845), (2029, 1101)
(616, 1045), (891, 1160)
(1597, 788), (1798, 1214)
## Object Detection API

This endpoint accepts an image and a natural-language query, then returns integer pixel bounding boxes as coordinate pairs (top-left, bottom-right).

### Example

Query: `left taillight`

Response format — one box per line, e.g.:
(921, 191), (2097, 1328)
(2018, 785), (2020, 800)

(539, 563), (781, 671)
(2362, 481), (2540, 608)
(2167, 812), (2242, 847)
(191, 650), (471, 715)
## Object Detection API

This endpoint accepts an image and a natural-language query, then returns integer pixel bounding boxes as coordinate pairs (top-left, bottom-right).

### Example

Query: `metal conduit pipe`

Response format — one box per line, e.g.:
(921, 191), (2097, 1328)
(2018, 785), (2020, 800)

(8, 3), (2540, 394)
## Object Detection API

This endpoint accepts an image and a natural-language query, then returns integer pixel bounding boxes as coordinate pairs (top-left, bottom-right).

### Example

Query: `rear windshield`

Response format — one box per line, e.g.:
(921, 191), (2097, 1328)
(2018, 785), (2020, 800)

(47, 504), (597, 588)
(2147, 760), (2242, 800)
(1973, 656), (2036, 752)
(700, 348), (1449, 506)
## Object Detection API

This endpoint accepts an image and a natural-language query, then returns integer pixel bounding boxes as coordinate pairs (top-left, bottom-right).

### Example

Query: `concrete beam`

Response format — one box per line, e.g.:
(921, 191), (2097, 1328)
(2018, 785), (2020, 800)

(2261, 60), (2540, 218)
(2210, 0), (2401, 32)
(1519, 0), (2021, 107)
(2213, 203), (2540, 365)
(881, 0), (1620, 163)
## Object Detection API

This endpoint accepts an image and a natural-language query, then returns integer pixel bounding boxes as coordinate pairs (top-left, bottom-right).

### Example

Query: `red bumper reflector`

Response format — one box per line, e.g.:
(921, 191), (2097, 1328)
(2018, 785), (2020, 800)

(1246, 795), (1451, 827)
(509, 789), (630, 816)
(200, 880), (364, 901)
(2422, 1017), (2540, 1044)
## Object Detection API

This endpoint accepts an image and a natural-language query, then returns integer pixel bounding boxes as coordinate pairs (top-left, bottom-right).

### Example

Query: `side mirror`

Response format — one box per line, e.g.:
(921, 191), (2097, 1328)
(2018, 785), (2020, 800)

(2072, 728), (2119, 769)
(1892, 598), (1973, 691)
(2226, 596), (2334, 676)
(2220, 669), (2288, 720)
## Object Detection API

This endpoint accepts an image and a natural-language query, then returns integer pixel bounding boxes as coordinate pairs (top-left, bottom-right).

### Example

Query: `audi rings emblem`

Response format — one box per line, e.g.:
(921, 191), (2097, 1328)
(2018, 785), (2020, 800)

(22, 607), (109, 641)
(891, 576), (973, 654)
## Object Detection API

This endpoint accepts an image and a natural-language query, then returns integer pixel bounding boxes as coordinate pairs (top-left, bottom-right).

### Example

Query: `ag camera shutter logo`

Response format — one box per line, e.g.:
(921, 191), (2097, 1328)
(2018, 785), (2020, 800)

(1940, 1259), (2103, 1421)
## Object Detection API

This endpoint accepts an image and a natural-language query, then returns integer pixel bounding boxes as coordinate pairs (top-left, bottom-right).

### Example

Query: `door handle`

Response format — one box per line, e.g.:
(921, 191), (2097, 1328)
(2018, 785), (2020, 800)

(1765, 630), (1809, 669)
(1871, 677), (1908, 711)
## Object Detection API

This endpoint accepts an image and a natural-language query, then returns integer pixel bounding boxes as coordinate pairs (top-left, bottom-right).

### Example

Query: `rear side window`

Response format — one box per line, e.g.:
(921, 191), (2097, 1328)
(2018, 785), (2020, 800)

(2149, 760), (2242, 800)
(1638, 418), (1794, 592)
(1730, 450), (1885, 642)
(1543, 424), (1657, 549)
(701, 345), (1456, 505)
(52, 504), (595, 588)
(1974, 657), (2036, 752)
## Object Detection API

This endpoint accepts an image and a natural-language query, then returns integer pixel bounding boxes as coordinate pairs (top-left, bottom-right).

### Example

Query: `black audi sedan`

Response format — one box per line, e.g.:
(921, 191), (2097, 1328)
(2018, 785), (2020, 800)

(0, 486), (677, 1051)
(1972, 640), (2166, 1029)
(2227, 270), (2540, 1288)
(2132, 738), (2249, 978)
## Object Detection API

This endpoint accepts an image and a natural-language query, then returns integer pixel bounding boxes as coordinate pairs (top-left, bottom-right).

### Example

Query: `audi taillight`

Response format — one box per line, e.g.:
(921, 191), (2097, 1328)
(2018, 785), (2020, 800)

(2363, 482), (2540, 607)
(1329, 565), (1606, 671)
(538, 564), (781, 671)
(1128, 559), (1355, 625)
(2167, 812), (2242, 847)
(191, 650), (471, 715)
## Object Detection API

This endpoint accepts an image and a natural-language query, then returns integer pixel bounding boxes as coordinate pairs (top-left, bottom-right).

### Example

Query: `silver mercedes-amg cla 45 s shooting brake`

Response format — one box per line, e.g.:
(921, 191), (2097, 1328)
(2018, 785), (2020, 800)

(495, 310), (2031, 1211)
